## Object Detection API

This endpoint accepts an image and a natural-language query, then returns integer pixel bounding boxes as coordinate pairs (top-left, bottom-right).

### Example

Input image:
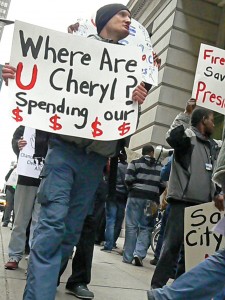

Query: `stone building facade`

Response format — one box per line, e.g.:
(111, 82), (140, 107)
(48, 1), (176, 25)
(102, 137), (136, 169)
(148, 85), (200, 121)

(127, 0), (225, 151)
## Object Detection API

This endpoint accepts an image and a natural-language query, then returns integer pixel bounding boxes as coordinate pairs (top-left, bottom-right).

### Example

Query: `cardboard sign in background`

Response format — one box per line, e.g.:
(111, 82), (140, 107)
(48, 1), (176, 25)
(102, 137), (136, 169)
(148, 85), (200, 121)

(73, 17), (158, 86)
(184, 202), (225, 271)
(9, 20), (142, 141)
(192, 43), (225, 115)
(17, 127), (44, 178)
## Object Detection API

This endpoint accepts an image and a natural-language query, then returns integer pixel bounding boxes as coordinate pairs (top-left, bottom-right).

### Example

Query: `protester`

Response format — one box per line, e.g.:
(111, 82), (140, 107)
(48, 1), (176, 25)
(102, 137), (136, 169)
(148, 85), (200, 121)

(147, 138), (225, 300)
(150, 155), (172, 266)
(2, 163), (17, 227)
(123, 144), (165, 266)
(150, 98), (223, 289)
(4, 126), (48, 270)
(2, 4), (150, 299)
(101, 151), (128, 252)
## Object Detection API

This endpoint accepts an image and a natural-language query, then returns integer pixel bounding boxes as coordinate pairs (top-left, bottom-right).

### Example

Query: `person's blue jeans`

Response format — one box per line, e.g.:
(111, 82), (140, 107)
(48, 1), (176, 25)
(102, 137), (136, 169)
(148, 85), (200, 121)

(154, 205), (170, 260)
(123, 197), (154, 263)
(23, 137), (106, 300)
(104, 199), (126, 250)
(149, 249), (225, 300)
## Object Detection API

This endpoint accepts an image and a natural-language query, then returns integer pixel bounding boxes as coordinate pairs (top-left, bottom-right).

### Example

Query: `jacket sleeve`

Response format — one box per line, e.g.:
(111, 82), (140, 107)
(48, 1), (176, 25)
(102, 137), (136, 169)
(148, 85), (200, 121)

(166, 113), (192, 149)
(12, 126), (25, 157)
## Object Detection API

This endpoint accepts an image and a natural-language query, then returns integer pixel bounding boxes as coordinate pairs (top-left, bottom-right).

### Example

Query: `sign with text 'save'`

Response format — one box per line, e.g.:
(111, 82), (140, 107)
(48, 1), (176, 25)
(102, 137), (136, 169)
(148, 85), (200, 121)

(9, 21), (142, 140)
(192, 44), (225, 115)
(184, 202), (225, 272)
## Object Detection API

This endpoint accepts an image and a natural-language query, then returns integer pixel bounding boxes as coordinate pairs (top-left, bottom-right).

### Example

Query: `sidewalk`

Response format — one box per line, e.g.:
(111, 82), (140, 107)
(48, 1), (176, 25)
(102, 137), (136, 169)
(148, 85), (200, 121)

(0, 225), (156, 300)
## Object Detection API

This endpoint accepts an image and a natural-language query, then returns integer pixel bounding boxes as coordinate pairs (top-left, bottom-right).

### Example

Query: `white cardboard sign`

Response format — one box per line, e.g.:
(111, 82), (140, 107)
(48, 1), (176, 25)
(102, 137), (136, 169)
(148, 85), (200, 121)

(73, 17), (158, 86)
(184, 202), (225, 271)
(17, 127), (44, 178)
(9, 20), (142, 141)
(192, 43), (225, 115)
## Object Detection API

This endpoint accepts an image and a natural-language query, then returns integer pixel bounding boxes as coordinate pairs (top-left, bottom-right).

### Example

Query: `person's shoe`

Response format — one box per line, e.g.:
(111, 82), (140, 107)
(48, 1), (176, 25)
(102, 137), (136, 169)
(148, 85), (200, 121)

(2, 223), (8, 227)
(5, 258), (19, 270)
(147, 290), (156, 300)
(150, 257), (158, 266)
(100, 248), (111, 253)
(133, 255), (143, 267)
(66, 284), (94, 299)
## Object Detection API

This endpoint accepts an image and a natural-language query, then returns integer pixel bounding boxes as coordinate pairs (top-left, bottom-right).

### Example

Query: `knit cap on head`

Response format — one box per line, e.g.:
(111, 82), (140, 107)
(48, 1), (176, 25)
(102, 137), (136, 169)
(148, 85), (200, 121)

(95, 3), (130, 34)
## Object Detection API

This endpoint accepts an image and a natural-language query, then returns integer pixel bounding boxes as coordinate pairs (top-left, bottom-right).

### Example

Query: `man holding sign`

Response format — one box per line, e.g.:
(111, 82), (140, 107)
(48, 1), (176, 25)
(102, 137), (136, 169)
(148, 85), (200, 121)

(150, 98), (223, 290)
(147, 138), (225, 300)
(2, 3), (151, 300)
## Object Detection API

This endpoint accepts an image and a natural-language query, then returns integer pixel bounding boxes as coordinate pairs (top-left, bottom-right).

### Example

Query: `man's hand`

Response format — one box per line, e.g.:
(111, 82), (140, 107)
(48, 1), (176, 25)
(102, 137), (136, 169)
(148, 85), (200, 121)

(153, 52), (161, 68)
(184, 98), (196, 115)
(18, 137), (27, 151)
(2, 64), (16, 86)
(132, 82), (148, 105)
(67, 22), (79, 34)
(214, 194), (224, 211)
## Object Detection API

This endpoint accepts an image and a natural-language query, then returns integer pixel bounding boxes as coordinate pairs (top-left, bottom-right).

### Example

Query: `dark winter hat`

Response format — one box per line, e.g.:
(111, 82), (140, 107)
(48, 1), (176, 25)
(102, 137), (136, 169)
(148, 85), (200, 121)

(95, 3), (130, 34)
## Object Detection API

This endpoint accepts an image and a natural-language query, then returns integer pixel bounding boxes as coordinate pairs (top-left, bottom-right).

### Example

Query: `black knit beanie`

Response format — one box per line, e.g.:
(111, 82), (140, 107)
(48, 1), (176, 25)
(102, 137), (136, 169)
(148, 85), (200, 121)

(95, 3), (130, 34)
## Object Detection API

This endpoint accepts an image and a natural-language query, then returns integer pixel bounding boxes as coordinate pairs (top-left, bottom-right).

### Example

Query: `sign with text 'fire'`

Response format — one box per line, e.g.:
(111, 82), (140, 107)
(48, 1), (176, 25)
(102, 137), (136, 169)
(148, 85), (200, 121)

(192, 43), (225, 115)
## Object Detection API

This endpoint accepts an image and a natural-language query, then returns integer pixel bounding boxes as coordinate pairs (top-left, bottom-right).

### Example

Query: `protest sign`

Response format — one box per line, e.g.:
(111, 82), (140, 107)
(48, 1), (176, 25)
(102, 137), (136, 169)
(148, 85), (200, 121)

(192, 43), (225, 115)
(17, 127), (44, 178)
(9, 20), (142, 141)
(184, 202), (225, 271)
(72, 17), (158, 85)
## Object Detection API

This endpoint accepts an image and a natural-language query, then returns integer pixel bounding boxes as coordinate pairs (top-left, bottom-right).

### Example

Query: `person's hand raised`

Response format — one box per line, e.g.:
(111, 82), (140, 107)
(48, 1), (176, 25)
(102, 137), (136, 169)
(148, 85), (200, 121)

(184, 98), (197, 115)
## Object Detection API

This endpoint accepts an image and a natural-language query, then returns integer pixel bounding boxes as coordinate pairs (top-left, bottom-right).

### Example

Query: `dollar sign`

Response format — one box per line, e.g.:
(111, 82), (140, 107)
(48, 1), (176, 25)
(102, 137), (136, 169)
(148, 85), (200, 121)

(118, 122), (131, 136)
(12, 107), (23, 122)
(91, 117), (103, 138)
(49, 114), (62, 131)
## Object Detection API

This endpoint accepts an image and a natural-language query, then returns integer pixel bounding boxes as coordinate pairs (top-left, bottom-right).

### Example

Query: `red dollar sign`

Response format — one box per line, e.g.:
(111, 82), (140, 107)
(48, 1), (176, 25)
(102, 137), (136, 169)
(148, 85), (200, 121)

(49, 114), (62, 131)
(91, 117), (103, 138)
(12, 107), (23, 122)
(118, 122), (131, 136)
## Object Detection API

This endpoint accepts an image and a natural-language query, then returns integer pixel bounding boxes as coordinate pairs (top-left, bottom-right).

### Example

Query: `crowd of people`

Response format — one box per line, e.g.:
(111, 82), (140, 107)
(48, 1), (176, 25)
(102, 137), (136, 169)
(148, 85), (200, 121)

(1, 2), (225, 300)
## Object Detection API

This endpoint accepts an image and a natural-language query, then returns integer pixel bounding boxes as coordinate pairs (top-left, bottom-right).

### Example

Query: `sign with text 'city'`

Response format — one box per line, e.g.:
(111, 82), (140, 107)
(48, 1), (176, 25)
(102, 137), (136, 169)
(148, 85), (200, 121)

(192, 43), (225, 115)
(9, 21), (142, 140)
(184, 202), (225, 271)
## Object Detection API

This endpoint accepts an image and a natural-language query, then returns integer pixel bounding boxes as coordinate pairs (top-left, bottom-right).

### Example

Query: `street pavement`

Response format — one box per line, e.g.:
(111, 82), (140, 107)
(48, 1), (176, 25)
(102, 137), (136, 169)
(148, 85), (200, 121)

(0, 224), (156, 300)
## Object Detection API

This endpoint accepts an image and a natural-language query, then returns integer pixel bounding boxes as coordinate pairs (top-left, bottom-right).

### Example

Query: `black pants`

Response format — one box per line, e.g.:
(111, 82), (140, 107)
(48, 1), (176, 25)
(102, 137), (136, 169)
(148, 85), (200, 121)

(66, 214), (96, 288)
(151, 202), (191, 288)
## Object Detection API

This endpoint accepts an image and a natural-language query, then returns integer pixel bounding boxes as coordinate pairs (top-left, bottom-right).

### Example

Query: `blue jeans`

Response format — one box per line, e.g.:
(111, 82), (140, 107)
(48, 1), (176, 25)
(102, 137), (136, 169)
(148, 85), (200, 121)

(150, 249), (225, 300)
(123, 197), (154, 263)
(104, 199), (126, 250)
(23, 137), (106, 300)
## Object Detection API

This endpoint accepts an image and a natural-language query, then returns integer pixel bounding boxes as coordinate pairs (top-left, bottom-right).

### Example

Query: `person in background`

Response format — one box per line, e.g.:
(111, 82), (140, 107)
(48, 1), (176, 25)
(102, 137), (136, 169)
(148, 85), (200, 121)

(147, 138), (225, 300)
(150, 98), (223, 289)
(2, 163), (17, 227)
(123, 144), (165, 267)
(101, 151), (128, 252)
(4, 126), (48, 270)
(150, 155), (172, 266)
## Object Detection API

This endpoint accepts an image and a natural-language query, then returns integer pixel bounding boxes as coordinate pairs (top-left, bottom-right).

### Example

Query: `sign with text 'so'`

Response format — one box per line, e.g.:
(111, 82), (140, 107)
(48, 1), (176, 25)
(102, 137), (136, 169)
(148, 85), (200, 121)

(192, 43), (225, 115)
(9, 20), (142, 141)
(184, 202), (225, 271)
